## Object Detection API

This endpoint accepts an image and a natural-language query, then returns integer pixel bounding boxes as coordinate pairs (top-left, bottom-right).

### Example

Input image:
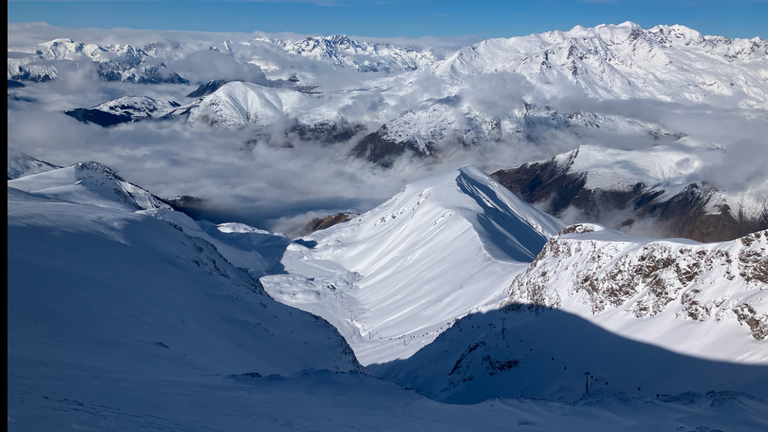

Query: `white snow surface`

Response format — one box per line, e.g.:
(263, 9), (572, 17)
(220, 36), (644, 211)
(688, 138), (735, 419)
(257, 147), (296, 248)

(435, 22), (768, 107)
(7, 148), (60, 179)
(186, 81), (322, 127)
(8, 158), (768, 429)
(7, 179), (363, 384)
(261, 166), (565, 365)
(8, 161), (173, 212)
(84, 95), (185, 120)
(506, 224), (768, 364)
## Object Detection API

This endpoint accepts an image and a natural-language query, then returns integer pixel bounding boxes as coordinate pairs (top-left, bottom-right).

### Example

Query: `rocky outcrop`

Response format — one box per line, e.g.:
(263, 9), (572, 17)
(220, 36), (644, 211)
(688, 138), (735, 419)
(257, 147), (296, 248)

(300, 213), (353, 235)
(505, 226), (768, 341)
(492, 149), (768, 243)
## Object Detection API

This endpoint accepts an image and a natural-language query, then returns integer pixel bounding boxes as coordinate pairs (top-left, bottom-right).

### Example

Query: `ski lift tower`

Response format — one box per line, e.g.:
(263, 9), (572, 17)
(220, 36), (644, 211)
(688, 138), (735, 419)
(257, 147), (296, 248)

(584, 371), (590, 394)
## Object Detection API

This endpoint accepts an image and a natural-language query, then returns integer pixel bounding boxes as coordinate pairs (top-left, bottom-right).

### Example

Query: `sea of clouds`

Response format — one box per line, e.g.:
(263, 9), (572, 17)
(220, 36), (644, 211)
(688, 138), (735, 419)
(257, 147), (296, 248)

(7, 23), (768, 236)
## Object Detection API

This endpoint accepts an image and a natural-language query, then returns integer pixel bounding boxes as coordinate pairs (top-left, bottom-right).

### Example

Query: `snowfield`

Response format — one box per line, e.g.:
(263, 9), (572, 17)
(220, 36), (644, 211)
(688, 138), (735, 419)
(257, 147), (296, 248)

(261, 166), (564, 365)
(8, 158), (768, 430)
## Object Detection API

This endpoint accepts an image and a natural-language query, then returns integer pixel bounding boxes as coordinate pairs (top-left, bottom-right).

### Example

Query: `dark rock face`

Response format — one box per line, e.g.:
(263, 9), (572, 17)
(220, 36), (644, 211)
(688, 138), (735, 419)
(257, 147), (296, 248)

(301, 213), (353, 235)
(492, 152), (768, 243)
(11, 68), (54, 82)
(64, 108), (133, 127)
(187, 80), (229, 98)
(162, 195), (209, 220)
(351, 126), (436, 168)
(291, 119), (367, 144)
(7, 80), (25, 88)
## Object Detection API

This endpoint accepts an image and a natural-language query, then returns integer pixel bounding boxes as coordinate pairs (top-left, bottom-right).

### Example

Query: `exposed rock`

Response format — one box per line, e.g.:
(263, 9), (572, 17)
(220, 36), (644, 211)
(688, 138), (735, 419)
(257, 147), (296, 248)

(351, 126), (435, 168)
(300, 213), (353, 236)
(291, 119), (367, 144)
(187, 80), (229, 98)
(505, 228), (768, 341)
(492, 149), (768, 243)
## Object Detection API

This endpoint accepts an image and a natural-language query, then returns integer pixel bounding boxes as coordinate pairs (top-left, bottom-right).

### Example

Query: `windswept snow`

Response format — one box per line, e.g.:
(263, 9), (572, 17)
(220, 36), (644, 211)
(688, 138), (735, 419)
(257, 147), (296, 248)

(7, 148), (60, 180)
(8, 171), (363, 382)
(262, 166), (565, 365)
(9, 161), (173, 211)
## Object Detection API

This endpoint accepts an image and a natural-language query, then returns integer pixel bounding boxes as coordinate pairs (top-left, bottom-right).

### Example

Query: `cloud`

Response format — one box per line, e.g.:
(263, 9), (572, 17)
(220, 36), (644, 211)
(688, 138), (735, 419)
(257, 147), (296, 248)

(7, 24), (767, 236)
(169, 50), (269, 85)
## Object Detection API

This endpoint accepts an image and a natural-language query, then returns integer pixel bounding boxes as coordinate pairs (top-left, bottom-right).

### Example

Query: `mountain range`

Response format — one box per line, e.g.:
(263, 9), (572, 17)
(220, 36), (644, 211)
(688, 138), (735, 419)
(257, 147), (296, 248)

(17, 22), (764, 243)
(7, 139), (768, 429)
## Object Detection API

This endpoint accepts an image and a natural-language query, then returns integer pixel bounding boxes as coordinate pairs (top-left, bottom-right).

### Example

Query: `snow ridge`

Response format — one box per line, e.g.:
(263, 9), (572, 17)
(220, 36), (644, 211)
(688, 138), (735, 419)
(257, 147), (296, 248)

(262, 166), (564, 365)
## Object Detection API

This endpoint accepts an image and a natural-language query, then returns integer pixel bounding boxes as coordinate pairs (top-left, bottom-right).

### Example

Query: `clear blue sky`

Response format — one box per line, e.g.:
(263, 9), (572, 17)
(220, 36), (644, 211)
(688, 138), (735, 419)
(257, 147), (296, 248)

(7, 0), (768, 40)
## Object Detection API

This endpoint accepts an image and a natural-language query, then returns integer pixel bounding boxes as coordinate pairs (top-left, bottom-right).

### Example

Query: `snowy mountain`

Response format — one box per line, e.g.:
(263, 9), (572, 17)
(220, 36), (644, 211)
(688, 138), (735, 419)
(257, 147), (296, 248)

(352, 100), (684, 167)
(435, 22), (768, 107)
(7, 148), (60, 179)
(261, 166), (565, 365)
(186, 81), (323, 127)
(370, 226), (768, 404)
(8, 159), (363, 390)
(8, 38), (188, 83)
(252, 34), (438, 73)
(8, 153), (768, 429)
(492, 144), (768, 242)
(256, 165), (767, 403)
(506, 223), (768, 347)
(9, 160), (175, 211)
(65, 96), (187, 126)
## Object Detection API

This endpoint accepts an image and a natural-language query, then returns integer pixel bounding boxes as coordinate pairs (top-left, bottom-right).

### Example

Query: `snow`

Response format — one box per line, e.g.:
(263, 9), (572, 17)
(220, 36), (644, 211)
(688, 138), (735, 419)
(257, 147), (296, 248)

(84, 95), (185, 120)
(8, 157), (768, 429)
(262, 166), (565, 365)
(434, 23), (768, 107)
(8, 161), (173, 211)
(7, 148), (60, 180)
(7, 182), (363, 380)
(186, 81), (322, 127)
(506, 225), (768, 364)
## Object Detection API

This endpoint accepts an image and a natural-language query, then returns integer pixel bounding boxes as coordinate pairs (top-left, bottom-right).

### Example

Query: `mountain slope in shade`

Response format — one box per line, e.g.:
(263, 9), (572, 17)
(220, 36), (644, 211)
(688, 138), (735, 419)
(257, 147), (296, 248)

(261, 166), (565, 365)
(435, 22), (768, 107)
(492, 145), (768, 242)
(371, 224), (767, 403)
(7, 148), (61, 180)
(372, 228), (767, 404)
(8, 165), (364, 384)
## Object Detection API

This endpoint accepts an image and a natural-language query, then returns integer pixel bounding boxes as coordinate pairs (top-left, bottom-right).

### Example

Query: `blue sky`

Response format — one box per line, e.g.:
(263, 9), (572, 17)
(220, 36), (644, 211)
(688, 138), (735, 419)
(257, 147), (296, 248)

(7, 0), (768, 39)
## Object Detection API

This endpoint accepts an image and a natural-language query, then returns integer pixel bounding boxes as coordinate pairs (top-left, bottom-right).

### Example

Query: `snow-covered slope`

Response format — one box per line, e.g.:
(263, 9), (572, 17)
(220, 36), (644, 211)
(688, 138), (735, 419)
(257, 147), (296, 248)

(7, 148), (60, 179)
(371, 227), (767, 404)
(8, 163), (363, 387)
(8, 38), (188, 83)
(435, 22), (768, 107)
(9, 161), (174, 211)
(261, 166), (565, 365)
(352, 100), (683, 166)
(507, 223), (768, 353)
(65, 96), (187, 126)
(186, 81), (322, 127)
(492, 144), (768, 242)
(254, 34), (438, 73)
